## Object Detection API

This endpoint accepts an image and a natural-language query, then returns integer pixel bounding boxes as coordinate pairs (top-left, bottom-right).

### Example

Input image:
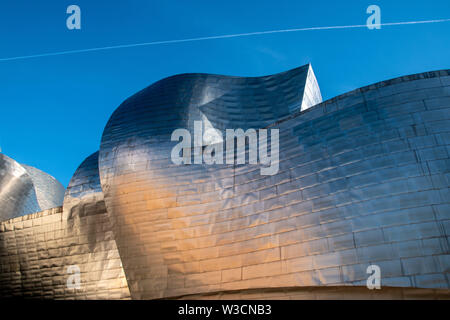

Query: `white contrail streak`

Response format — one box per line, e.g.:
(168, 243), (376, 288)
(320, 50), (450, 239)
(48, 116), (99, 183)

(1, 18), (449, 62)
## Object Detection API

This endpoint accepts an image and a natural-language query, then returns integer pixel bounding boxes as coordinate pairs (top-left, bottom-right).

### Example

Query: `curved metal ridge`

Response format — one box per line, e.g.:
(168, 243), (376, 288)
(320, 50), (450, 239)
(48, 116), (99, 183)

(100, 64), (321, 146)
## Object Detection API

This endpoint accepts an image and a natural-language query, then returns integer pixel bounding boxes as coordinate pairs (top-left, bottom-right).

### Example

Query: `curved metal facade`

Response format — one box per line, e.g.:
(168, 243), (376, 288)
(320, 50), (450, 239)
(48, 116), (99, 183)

(58, 151), (131, 299)
(21, 164), (65, 214)
(0, 154), (65, 222)
(63, 151), (106, 219)
(98, 64), (324, 298)
(0, 66), (449, 299)
(0, 154), (40, 221)
(98, 67), (450, 299)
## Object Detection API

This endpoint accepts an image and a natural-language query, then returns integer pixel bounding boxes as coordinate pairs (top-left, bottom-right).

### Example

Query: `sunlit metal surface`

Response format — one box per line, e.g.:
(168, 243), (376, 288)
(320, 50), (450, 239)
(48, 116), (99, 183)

(62, 151), (131, 298)
(0, 154), (65, 222)
(0, 66), (449, 300)
(99, 66), (450, 299)
(0, 154), (41, 221)
(99, 65), (323, 298)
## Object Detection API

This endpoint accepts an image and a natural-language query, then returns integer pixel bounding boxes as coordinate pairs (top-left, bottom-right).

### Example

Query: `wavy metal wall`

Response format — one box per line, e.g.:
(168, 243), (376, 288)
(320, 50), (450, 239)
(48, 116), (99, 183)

(0, 67), (449, 299)
(98, 68), (450, 299)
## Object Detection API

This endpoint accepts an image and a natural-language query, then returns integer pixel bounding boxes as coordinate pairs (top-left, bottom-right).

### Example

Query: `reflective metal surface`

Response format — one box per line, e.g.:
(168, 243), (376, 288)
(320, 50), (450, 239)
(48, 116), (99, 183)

(98, 66), (450, 299)
(63, 151), (106, 219)
(0, 66), (449, 300)
(98, 64), (323, 298)
(21, 164), (65, 213)
(0, 154), (47, 221)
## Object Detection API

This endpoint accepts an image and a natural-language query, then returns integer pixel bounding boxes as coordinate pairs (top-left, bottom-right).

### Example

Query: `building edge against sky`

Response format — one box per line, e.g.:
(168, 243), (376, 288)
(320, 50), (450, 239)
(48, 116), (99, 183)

(0, 65), (449, 299)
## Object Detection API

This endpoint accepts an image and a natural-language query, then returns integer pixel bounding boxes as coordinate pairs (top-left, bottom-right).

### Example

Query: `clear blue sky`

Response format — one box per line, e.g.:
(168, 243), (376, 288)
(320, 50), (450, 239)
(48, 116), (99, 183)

(0, 0), (449, 187)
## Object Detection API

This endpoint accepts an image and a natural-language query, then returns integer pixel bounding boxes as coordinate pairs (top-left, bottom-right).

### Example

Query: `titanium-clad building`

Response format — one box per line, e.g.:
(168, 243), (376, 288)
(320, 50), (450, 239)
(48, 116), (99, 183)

(0, 65), (449, 299)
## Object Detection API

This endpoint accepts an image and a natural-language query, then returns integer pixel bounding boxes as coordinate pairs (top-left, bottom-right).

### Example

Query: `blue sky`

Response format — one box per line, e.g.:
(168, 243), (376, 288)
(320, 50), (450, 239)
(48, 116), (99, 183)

(0, 0), (449, 186)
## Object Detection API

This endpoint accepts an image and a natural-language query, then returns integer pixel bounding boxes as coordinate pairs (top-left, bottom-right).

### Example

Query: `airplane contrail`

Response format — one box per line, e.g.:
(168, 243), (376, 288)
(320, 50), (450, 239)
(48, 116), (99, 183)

(1, 18), (449, 62)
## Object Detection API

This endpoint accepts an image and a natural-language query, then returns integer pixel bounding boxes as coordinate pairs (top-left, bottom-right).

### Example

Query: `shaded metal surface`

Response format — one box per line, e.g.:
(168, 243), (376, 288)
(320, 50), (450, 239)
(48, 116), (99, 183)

(99, 67), (450, 299)
(0, 154), (41, 221)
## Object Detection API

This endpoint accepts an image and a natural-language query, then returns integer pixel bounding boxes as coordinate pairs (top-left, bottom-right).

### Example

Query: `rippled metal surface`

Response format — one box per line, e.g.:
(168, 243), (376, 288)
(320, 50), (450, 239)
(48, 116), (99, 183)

(99, 66), (450, 299)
